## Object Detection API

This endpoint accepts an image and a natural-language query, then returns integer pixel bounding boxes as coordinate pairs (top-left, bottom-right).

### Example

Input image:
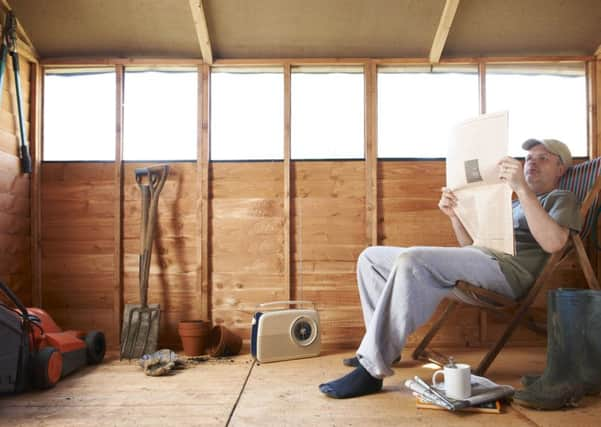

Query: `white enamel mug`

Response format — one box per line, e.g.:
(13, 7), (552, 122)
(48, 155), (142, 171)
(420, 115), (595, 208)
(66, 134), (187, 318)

(432, 363), (471, 400)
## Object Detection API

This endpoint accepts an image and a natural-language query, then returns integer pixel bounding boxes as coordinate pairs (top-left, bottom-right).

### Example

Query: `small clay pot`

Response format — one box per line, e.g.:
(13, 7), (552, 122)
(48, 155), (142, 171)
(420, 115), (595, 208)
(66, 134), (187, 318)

(178, 320), (210, 356)
(209, 325), (242, 357)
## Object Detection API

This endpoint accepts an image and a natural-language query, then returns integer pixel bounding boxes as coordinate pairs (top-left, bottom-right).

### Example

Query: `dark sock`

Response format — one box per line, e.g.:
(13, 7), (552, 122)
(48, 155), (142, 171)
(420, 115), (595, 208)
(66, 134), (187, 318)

(319, 366), (383, 398)
(343, 355), (400, 368)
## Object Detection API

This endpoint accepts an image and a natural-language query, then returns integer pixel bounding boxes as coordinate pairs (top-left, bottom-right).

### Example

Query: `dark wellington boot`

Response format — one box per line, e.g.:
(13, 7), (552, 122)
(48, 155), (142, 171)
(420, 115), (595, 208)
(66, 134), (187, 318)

(520, 374), (540, 388)
(580, 289), (601, 395)
(514, 289), (601, 410)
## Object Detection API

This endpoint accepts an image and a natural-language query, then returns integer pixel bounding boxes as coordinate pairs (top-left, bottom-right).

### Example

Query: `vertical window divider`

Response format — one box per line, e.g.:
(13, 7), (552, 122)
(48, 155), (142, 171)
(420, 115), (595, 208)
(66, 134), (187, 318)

(478, 62), (486, 115)
(198, 63), (211, 321)
(113, 64), (124, 344)
(365, 61), (378, 246)
(284, 63), (292, 300)
(477, 61), (488, 346)
(588, 59), (600, 284)
(586, 60), (598, 158)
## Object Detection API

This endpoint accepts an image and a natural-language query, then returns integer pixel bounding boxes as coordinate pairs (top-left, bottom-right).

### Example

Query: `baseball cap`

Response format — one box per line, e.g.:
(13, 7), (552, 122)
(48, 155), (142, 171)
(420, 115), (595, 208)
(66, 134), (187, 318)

(522, 138), (573, 167)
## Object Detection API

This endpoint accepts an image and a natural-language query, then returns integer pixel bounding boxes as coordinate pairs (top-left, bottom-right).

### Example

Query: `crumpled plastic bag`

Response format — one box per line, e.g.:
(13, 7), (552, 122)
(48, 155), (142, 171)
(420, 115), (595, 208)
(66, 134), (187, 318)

(138, 349), (187, 376)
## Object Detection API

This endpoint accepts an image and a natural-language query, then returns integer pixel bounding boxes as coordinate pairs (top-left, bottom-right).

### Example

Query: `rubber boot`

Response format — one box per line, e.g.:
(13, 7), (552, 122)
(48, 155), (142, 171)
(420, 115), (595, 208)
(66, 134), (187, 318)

(514, 289), (601, 410)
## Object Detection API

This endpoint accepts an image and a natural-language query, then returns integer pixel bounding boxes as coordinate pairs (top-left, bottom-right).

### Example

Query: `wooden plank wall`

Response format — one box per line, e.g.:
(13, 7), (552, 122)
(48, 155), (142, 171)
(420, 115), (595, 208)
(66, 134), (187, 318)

(293, 161), (365, 349)
(38, 157), (589, 351)
(0, 56), (31, 304)
(41, 164), (115, 343)
(211, 162), (285, 343)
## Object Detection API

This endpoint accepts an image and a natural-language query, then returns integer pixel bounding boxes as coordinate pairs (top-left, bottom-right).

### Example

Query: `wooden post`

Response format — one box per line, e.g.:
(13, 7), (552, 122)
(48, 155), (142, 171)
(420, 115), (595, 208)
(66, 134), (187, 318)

(478, 61), (488, 342)
(30, 62), (42, 307)
(113, 65), (124, 346)
(365, 61), (378, 246)
(588, 60), (599, 158)
(198, 64), (211, 320)
(283, 64), (292, 300)
(478, 62), (486, 115)
(593, 58), (601, 285)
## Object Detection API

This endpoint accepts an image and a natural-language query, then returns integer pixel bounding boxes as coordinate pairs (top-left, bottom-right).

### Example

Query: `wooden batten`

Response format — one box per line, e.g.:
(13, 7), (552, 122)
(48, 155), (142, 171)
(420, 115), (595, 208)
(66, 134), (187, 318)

(113, 65), (124, 344)
(594, 57), (601, 285)
(40, 58), (204, 67)
(214, 56), (593, 67)
(283, 64), (291, 299)
(194, 64), (206, 322)
(478, 62), (486, 114)
(30, 63), (42, 306)
(593, 59), (601, 158)
(199, 64), (210, 320)
(365, 62), (377, 246)
(16, 40), (37, 64)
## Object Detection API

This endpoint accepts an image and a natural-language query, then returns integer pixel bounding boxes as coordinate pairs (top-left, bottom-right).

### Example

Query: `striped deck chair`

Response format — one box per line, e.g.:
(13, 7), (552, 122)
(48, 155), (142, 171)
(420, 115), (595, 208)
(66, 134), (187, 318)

(412, 157), (601, 375)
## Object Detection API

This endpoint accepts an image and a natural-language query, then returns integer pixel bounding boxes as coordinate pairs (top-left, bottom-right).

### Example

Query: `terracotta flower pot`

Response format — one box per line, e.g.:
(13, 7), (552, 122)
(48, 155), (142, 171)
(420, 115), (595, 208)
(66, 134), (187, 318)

(178, 320), (209, 356)
(209, 325), (242, 357)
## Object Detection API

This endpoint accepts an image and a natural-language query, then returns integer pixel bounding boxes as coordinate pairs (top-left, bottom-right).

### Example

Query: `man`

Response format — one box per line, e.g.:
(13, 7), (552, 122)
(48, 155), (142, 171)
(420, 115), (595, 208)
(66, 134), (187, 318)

(319, 139), (582, 399)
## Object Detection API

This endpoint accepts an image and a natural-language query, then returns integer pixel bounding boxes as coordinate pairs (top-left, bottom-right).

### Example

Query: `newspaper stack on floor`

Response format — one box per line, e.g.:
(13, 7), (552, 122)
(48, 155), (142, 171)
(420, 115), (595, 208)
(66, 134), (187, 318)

(404, 374), (514, 411)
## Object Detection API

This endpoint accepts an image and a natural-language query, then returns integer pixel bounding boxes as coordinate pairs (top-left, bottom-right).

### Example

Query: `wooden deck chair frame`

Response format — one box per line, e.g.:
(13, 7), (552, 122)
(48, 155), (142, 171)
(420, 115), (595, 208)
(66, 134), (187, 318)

(412, 158), (601, 376)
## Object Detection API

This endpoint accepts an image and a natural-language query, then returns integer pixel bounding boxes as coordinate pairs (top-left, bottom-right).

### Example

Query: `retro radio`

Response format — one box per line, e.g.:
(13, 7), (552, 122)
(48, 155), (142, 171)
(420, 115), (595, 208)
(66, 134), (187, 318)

(251, 301), (320, 363)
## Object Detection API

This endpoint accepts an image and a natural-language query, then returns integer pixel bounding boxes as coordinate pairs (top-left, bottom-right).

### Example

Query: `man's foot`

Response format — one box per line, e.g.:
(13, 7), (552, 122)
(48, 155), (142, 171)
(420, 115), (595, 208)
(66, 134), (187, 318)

(319, 366), (383, 399)
(342, 355), (401, 368)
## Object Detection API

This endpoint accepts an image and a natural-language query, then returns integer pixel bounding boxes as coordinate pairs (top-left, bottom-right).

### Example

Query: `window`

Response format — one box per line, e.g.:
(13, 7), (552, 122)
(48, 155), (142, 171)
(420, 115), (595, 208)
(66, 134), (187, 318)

(123, 68), (197, 161)
(211, 68), (284, 160)
(291, 67), (364, 159)
(378, 65), (479, 158)
(486, 63), (587, 157)
(43, 69), (116, 161)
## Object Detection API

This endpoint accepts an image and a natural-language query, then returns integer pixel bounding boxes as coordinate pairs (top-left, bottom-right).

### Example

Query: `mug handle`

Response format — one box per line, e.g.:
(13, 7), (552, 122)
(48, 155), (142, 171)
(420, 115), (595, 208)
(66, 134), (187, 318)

(432, 369), (444, 388)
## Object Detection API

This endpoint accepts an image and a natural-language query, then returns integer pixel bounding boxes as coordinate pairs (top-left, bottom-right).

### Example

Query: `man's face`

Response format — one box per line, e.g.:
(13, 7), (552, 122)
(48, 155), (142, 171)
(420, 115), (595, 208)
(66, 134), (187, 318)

(524, 144), (565, 193)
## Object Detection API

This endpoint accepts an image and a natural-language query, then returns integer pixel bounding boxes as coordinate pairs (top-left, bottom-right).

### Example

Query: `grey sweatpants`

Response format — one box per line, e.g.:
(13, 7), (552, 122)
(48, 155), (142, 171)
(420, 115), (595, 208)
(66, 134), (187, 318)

(355, 245), (517, 378)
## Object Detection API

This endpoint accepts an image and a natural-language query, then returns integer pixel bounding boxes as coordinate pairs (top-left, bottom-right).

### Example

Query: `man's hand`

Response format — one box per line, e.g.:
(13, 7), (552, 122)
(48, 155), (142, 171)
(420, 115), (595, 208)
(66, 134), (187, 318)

(498, 156), (527, 193)
(439, 187), (473, 246)
(439, 187), (458, 218)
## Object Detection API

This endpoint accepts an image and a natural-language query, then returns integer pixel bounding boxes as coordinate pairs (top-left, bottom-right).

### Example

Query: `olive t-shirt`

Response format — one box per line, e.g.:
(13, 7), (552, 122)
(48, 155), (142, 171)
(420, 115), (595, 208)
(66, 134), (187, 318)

(477, 189), (582, 298)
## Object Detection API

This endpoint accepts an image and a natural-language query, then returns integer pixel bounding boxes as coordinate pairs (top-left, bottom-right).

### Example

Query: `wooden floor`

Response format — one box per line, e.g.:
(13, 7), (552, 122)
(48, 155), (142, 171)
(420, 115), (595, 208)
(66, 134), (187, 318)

(2, 347), (601, 426)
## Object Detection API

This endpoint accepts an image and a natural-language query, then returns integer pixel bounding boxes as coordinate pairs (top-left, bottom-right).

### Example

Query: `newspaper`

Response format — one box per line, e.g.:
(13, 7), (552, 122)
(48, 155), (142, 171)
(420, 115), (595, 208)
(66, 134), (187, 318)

(405, 374), (515, 411)
(446, 111), (514, 255)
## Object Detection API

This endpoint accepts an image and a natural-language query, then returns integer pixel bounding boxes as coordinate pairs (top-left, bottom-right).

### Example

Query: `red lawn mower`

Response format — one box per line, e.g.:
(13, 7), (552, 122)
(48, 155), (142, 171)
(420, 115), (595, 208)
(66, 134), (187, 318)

(0, 281), (106, 393)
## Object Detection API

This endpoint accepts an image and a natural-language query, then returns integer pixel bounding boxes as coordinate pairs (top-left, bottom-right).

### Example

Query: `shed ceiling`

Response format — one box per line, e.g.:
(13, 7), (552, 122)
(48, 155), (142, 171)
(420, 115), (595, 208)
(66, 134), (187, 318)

(8, 0), (601, 61)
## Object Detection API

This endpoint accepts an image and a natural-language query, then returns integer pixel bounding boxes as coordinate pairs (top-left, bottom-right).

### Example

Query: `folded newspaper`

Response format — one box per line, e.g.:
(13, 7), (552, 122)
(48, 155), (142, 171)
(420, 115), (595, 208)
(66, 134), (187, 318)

(404, 374), (514, 411)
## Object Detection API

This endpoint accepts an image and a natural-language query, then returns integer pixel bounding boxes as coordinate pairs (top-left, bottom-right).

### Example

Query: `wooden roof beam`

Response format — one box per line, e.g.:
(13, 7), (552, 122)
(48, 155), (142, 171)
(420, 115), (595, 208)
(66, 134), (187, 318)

(429, 0), (460, 64)
(595, 43), (601, 57)
(188, 0), (213, 64)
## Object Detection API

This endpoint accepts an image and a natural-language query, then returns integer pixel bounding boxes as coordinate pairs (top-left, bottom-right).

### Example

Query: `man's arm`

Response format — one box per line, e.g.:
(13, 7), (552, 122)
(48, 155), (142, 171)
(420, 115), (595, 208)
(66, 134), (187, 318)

(439, 187), (473, 247)
(498, 157), (569, 253)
